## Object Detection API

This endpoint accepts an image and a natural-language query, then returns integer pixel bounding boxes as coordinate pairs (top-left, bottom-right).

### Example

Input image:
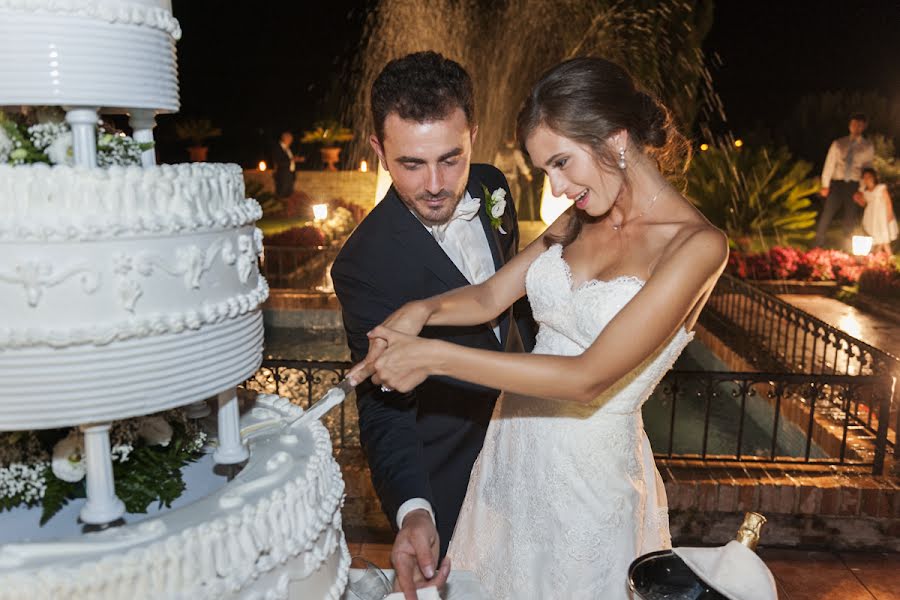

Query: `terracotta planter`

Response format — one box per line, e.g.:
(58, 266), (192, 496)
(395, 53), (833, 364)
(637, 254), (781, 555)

(188, 145), (209, 162)
(319, 146), (341, 171)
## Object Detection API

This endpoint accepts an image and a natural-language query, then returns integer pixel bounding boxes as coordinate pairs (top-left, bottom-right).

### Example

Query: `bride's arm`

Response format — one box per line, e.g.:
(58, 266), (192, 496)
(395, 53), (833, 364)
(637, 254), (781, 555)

(371, 228), (728, 403)
(400, 212), (570, 328)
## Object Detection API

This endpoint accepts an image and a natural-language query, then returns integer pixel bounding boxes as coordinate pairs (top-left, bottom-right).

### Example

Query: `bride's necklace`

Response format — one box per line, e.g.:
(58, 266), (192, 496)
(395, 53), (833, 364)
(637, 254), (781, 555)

(611, 183), (667, 231)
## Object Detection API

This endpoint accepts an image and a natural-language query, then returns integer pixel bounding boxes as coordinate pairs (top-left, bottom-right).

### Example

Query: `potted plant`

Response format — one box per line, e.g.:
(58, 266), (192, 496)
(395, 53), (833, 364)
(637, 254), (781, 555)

(175, 118), (222, 162)
(300, 120), (354, 171)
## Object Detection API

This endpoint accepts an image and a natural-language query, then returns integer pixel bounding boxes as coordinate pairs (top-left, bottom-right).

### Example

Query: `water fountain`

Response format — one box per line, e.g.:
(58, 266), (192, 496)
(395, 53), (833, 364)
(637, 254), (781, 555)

(346, 0), (720, 172)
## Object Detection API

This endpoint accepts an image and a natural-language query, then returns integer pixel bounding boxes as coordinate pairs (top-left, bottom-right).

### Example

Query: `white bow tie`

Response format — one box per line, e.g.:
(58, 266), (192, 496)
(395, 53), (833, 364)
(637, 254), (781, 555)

(430, 196), (480, 242)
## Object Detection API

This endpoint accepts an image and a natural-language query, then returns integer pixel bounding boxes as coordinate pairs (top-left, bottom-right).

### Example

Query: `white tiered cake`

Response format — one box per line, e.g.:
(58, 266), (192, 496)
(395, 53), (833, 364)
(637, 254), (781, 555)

(0, 1), (350, 598)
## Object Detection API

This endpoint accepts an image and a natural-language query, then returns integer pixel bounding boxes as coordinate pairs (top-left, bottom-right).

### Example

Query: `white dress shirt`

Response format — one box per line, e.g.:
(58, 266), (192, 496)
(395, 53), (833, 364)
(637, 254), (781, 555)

(821, 135), (874, 187)
(397, 191), (500, 530)
(280, 142), (296, 172)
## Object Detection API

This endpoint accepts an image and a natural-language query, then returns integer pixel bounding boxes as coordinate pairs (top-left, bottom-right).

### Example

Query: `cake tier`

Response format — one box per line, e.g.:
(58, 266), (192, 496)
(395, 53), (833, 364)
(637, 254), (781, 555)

(0, 395), (351, 600)
(0, 163), (259, 242)
(0, 311), (264, 429)
(0, 0), (180, 112)
(0, 162), (269, 429)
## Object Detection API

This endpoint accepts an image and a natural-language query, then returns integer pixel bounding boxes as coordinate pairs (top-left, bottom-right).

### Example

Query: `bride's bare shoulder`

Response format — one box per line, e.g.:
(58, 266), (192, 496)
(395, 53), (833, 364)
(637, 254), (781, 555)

(662, 220), (728, 274)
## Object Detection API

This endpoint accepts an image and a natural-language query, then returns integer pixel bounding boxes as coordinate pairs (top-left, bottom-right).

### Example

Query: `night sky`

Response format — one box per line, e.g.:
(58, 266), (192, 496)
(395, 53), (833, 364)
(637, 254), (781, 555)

(160, 0), (900, 167)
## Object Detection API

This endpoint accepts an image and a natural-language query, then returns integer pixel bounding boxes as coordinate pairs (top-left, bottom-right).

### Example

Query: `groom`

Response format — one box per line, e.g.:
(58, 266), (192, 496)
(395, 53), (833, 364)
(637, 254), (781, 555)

(331, 51), (535, 595)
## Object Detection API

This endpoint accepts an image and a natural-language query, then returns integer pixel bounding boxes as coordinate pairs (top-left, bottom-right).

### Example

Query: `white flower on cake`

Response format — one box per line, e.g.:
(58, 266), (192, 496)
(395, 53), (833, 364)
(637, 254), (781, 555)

(0, 125), (12, 163)
(138, 416), (173, 447)
(51, 433), (86, 483)
(46, 131), (74, 166)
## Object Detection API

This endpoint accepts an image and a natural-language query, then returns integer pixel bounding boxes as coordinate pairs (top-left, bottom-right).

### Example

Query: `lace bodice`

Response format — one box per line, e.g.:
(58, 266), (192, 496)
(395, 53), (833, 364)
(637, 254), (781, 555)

(448, 244), (693, 599)
(524, 243), (693, 414)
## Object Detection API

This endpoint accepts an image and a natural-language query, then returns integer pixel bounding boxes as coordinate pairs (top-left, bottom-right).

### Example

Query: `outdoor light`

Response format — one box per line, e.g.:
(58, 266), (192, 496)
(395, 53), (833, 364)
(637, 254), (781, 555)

(734, 139), (743, 148)
(359, 160), (368, 172)
(700, 143), (709, 151)
(312, 204), (328, 222)
(852, 235), (873, 256)
(258, 160), (267, 172)
(540, 175), (573, 226)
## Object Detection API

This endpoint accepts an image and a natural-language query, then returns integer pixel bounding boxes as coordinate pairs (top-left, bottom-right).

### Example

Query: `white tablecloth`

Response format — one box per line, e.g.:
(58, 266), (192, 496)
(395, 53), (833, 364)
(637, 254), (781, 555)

(341, 569), (487, 600)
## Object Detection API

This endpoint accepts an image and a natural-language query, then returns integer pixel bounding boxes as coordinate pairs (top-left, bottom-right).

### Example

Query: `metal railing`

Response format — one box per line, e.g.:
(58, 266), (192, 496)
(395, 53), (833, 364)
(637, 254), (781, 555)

(245, 360), (896, 475)
(648, 371), (895, 475)
(703, 274), (899, 377)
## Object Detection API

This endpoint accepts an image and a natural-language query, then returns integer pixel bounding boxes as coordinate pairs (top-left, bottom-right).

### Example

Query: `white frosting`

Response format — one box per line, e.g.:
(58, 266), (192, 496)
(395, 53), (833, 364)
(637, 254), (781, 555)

(0, 6), (180, 111)
(0, 163), (267, 352)
(0, 0), (181, 39)
(0, 395), (351, 599)
(0, 163), (260, 242)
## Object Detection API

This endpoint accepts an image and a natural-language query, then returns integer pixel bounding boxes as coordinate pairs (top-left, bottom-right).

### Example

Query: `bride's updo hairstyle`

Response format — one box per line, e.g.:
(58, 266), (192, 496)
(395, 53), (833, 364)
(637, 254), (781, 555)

(516, 57), (687, 247)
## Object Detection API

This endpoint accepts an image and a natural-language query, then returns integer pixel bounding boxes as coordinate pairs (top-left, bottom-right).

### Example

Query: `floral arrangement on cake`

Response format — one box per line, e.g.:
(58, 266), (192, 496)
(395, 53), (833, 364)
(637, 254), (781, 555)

(0, 111), (152, 167)
(0, 410), (206, 524)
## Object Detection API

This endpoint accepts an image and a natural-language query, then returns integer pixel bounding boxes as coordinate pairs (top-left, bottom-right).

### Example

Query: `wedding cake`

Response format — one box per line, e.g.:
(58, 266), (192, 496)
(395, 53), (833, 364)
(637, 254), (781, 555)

(0, 1), (350, 598)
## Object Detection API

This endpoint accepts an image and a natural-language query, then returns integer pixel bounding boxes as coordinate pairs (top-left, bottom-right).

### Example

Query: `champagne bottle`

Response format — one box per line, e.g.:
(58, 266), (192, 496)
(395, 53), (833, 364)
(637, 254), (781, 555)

(735, 511), (766, 551)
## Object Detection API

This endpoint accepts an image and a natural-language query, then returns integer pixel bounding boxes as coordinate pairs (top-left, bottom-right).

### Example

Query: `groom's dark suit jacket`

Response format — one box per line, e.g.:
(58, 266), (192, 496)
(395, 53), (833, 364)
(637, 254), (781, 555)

(331, 163), (536, 557)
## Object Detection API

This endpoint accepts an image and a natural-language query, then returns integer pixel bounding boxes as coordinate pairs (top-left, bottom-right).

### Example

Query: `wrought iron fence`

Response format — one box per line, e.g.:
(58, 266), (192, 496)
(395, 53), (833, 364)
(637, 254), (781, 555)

(647, 371), (895, 475)
(703, 274), (899, 378)
(245, 360), (896, 475)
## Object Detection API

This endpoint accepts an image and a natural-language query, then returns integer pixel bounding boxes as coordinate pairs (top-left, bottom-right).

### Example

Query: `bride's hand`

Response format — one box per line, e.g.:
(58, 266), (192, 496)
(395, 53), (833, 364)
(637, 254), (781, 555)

(347, 302), (432, 385)
(366, 326), (441, 393)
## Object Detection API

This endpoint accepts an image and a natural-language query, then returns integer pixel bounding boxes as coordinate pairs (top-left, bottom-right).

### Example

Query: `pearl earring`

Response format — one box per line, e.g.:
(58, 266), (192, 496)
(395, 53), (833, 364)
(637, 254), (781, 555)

(617, 148), (626, 170)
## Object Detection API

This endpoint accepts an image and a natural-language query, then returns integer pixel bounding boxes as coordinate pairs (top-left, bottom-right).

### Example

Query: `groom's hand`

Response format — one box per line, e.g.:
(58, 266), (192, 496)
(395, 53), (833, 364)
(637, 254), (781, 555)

(392, 509), (450, 600)
(347, 336), (387, 386)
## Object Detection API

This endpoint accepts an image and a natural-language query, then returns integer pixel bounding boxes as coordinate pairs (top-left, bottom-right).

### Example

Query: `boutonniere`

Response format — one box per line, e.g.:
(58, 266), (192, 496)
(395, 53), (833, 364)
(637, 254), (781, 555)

(482, 184), (507, 234)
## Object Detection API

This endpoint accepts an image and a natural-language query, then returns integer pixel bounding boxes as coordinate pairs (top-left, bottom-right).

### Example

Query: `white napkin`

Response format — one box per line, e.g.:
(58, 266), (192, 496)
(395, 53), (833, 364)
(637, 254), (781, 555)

(384, 586), (441, 600)
(673, 541), (777, 600)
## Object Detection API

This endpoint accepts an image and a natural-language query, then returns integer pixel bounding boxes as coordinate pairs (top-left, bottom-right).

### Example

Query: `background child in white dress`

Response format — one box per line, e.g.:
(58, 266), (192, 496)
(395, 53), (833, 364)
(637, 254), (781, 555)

(857, 168), (897, 255)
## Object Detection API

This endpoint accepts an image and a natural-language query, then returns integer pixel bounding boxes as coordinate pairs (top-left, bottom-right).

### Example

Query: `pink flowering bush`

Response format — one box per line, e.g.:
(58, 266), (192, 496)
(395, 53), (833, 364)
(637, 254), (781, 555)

(727, 247), (890, 285)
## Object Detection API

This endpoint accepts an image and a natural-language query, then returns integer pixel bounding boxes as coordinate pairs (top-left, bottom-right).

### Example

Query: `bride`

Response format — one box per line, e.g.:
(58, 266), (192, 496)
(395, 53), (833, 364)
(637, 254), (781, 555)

(350, 57), (727, 599)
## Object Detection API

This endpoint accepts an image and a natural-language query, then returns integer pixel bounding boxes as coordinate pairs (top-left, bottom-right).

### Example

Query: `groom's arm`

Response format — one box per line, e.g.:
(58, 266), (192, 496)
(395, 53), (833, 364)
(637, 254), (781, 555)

(331, 260), (435, 525)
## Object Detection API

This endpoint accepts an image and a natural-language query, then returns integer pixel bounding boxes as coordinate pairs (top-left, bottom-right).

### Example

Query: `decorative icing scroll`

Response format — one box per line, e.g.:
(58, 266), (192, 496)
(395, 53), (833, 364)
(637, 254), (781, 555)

(0, 278), (268, 349)
(0, 261), (99, 307)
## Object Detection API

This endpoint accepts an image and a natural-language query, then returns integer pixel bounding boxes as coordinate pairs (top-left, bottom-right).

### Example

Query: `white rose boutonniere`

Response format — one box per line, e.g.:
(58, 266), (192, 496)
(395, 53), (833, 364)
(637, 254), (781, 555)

(482, 184), (507, 234)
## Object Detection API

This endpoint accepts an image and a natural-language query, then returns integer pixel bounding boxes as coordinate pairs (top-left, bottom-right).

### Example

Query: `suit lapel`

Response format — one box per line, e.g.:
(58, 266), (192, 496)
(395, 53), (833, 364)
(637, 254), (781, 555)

(385, 189), (470, 290)
(469, 177), (511, 348)
(471, 179), (505, 273)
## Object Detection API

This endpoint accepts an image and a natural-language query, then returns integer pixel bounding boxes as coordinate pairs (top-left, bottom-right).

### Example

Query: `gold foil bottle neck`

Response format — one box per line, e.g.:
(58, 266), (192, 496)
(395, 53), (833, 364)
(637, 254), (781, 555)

(735, 512), (766, 551)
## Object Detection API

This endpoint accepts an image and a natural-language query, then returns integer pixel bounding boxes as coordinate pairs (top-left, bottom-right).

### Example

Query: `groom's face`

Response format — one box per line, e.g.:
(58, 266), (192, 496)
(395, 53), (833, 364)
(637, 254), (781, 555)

(370, 107), (477, 226)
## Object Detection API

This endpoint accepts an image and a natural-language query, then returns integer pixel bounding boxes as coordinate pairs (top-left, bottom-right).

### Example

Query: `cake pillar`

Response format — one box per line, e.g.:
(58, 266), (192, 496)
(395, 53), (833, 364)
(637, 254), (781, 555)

(214, 388), (249, 464)
(65, 107), (99, 168)
(79, 423), (126, 524)
(129, 109), (157, 167)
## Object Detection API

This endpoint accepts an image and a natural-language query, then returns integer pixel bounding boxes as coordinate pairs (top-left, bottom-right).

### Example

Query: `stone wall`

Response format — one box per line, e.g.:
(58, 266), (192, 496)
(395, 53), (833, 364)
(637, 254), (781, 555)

(244, 169), (378, 211)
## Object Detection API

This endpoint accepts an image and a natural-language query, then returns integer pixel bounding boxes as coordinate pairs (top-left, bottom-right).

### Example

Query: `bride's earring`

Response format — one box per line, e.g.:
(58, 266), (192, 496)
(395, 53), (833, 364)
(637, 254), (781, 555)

(617, 148), (626, 170)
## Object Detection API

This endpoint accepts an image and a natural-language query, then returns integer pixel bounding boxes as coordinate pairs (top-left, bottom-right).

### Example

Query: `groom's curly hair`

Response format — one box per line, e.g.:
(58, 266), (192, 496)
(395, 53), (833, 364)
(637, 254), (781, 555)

(371, 51), (475, 142)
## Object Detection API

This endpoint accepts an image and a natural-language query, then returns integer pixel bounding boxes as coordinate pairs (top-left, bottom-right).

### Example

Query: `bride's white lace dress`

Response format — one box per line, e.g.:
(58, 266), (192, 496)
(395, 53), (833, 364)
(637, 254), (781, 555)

(448, 244), (694, 599)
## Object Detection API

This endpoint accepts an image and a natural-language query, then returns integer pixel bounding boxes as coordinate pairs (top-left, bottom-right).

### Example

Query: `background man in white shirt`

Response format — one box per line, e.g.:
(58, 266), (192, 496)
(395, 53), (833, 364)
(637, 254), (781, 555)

(331, 52), (535, 599)
(814, 113), (875, 248)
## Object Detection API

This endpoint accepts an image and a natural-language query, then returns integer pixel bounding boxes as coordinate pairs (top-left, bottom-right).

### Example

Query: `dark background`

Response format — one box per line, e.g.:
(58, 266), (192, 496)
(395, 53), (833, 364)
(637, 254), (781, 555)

(159, 0), (900, 168)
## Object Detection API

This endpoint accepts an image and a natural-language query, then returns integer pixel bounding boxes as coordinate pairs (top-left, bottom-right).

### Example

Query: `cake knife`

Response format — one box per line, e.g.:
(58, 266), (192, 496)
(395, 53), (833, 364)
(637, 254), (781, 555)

(287, 377), (355, 427)
(238, 377), (355, 437)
